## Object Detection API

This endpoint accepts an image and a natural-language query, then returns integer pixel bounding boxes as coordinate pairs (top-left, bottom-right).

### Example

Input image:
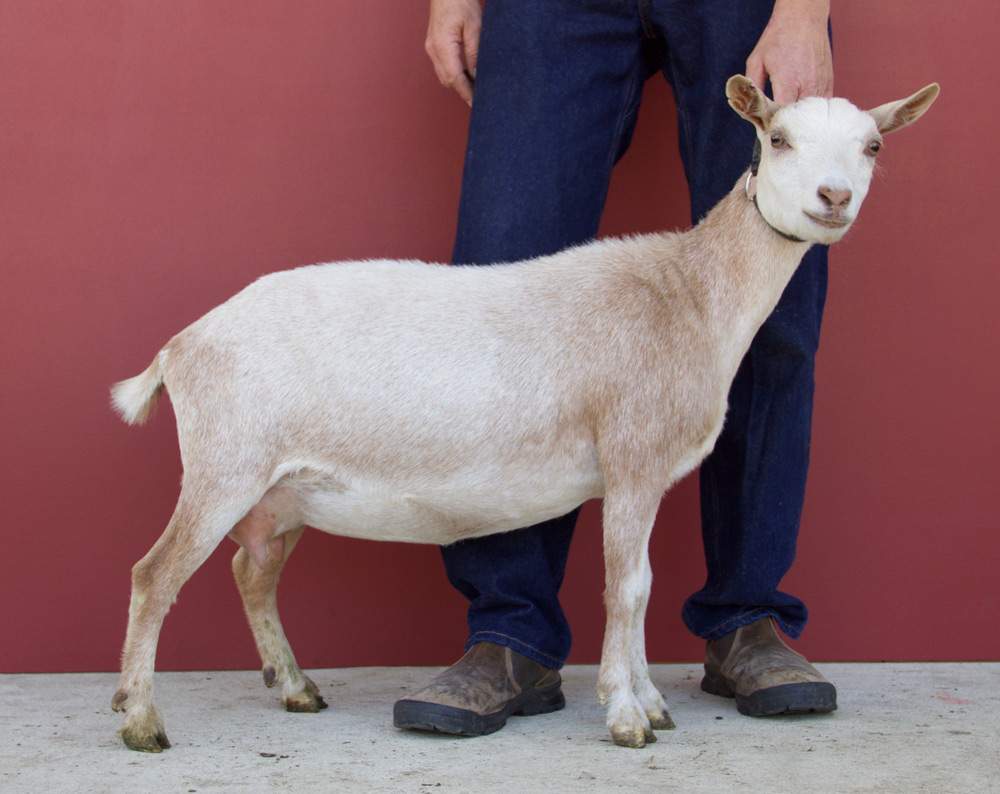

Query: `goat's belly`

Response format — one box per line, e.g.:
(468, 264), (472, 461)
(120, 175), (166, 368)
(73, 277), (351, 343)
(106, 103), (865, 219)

(291, 464), (604, 546)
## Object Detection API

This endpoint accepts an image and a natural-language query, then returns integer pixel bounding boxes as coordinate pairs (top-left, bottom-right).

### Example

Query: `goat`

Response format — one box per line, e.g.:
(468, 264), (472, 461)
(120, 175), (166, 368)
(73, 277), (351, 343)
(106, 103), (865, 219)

(110, 76), (938, 751)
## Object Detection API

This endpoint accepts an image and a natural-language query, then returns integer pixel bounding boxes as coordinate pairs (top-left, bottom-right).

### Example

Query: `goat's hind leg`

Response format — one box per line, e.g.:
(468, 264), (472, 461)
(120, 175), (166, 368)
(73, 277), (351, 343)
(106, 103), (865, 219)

(232, 526), (328, 713)
(112, 493), (238, 752)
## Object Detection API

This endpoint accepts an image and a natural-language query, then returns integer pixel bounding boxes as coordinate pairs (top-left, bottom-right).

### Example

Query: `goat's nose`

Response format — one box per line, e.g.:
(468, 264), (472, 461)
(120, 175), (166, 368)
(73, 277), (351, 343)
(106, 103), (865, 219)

(818, 186), (852, 208)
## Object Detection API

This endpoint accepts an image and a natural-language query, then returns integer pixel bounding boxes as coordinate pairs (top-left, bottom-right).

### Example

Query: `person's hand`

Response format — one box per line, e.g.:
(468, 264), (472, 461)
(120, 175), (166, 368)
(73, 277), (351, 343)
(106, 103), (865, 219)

(426, 0), (483, 106)
(746, 0), (833, 104)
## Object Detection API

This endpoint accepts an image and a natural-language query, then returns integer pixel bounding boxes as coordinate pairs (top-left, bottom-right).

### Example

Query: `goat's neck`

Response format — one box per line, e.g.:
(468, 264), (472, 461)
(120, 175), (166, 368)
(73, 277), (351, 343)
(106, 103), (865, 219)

(677, 175), (812, 370)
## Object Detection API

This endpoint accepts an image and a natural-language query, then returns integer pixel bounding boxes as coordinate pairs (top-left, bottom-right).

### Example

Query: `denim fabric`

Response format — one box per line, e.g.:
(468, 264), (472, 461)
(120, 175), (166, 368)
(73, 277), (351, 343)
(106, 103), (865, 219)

(440, 0), (829, 667)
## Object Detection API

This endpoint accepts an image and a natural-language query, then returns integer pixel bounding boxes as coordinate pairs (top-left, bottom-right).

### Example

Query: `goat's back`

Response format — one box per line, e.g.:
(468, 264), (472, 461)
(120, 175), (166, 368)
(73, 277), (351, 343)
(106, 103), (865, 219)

(163, 243), (697, 444)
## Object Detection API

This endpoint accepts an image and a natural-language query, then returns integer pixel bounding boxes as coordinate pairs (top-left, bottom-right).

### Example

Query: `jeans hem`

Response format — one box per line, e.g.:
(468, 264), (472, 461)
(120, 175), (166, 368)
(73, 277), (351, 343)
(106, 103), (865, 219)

(692, 609), (805, 643)
(466, 631), (566, 670)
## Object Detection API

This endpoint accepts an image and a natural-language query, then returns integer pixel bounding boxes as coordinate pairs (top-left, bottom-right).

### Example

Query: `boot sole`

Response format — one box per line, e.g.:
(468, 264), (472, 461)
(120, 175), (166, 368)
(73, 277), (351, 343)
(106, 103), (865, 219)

(701, 670), (837, 717)
(393, 680), (566, 736)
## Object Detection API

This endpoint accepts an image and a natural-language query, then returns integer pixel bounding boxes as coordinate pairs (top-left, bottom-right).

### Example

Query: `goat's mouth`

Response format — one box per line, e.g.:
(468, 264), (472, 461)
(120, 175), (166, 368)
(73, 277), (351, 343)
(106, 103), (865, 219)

(805, 212), (852, 230)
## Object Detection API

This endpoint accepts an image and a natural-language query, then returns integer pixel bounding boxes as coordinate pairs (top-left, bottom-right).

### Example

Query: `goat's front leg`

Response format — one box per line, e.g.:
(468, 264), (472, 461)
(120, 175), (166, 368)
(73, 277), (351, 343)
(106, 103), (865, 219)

(596, 488), (668, 748)
(231, 526), (327, 713)
(626, 552), (675, 732)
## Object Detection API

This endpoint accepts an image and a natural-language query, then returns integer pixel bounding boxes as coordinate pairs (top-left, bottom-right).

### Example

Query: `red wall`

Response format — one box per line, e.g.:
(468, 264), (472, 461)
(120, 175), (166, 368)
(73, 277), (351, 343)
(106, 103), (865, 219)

(1, 1), (996, 673)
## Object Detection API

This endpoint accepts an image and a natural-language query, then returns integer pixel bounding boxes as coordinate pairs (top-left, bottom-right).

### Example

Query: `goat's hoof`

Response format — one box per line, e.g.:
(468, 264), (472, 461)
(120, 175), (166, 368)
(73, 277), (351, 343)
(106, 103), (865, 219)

(648, 708), (676, 731)
(120, 725), (171, 753)
(283, 677), (328, 713)
(284, 692), (328, 713)
(610, 723), (655, 748)
(117, 699), (170, 752)
(112, 689), (169, 750)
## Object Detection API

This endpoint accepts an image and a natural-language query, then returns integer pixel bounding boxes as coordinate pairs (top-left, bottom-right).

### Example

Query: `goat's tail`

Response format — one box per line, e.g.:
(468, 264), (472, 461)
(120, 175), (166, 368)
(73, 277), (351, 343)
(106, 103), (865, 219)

(111, 353), (166, 426)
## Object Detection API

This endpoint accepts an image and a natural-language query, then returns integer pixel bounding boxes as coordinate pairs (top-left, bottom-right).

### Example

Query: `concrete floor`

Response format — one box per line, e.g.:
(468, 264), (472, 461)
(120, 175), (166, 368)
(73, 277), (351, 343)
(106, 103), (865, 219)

(2, 663), (997, 794)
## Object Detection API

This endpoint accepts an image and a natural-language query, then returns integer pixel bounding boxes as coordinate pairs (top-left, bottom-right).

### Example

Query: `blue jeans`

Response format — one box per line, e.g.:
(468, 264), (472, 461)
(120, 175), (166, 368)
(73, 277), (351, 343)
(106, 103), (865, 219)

(441, 0), (829, 668)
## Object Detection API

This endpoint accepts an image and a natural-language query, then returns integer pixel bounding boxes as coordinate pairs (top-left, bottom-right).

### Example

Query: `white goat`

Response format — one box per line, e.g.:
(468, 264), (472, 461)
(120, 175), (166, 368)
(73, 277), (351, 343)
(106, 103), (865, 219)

(110, 76), (938, 751)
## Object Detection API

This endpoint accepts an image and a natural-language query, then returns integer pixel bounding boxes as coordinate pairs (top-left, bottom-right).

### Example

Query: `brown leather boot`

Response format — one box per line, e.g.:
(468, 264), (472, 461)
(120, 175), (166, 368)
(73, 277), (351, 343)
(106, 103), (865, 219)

(701, 617), (837, 716)
(393, 641), (565, 736)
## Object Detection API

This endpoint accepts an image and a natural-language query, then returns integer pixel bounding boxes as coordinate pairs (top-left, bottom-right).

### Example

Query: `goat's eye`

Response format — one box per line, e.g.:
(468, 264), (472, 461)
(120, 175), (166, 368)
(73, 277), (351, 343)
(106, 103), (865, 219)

(867, 140), (882, 157)
(770, 134), (785, 148)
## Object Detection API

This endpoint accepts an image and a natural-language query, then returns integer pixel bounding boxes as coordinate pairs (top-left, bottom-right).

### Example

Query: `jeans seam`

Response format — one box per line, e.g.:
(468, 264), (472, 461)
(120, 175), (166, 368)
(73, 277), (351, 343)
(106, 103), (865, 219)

(637, 0), (656, 38)
(602, 41), (646, 193)
(664, 56), (696, 201)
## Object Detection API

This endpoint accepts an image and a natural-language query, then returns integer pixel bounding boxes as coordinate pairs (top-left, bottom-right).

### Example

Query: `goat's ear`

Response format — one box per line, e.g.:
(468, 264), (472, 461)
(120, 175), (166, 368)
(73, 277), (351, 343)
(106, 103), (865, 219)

(867, 83), (940, 134)
(726, 75), (778, 131)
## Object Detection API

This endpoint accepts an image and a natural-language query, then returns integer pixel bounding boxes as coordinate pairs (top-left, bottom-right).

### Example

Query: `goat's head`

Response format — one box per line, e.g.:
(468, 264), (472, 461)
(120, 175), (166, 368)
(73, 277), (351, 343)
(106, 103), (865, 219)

(726, 75), (939, 244)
